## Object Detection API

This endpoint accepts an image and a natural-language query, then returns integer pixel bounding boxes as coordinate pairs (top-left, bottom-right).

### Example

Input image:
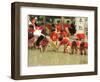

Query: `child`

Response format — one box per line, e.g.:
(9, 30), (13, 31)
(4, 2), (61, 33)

(28, 37), (35, 49)
(39, 36), (49, 52)
(76, 33), (85, 40)
(84, 41), (88, 55)
(55, 20), (62, 33)
(75, 19), (85, 40)
(80, 40), (85, 55)
(66, 40), (72, 54)
(57, 35), (70, 53)
(30, 16), (37, 26)
(75, 17), (87, 40)
(64, 20), (71, 35)
(60, 30), (68, 37)
(80, 38), (88, 55)
(68, 22), (76, 36)
(28, 25), (34, 48)
(71, 40), (77, 54)
(33, 23), (44, 49)
(76, 39), (81, 54)
(50, 27), (58, 50)
(64, 20), (71, 29)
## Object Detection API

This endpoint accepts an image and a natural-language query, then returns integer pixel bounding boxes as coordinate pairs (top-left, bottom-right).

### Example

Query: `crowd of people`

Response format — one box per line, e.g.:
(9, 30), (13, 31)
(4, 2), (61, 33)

(28, 16), (88, 55)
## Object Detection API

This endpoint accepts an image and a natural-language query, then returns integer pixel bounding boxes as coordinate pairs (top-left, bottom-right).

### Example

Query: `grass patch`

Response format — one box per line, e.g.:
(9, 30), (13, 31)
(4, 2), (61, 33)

(28, 48), (88, 66)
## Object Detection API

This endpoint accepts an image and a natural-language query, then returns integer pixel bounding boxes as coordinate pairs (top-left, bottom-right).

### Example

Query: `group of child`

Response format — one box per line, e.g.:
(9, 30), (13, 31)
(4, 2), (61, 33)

(28, 17), (88, 55)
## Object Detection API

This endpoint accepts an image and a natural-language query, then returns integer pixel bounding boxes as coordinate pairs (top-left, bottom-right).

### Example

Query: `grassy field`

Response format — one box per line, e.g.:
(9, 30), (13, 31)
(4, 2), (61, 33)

(28, 48), (88, 66)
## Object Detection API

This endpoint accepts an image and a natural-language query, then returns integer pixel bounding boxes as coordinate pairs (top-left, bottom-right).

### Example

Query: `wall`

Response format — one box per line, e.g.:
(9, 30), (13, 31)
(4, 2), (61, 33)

(0, 0), (100, 82)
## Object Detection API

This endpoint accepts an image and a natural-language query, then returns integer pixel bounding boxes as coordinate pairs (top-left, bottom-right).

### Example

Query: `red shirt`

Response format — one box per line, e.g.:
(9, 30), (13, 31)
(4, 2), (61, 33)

(84, 42), (88, 48)
(67, 41), (71, 46)
(50, 32), (58, 41)
(60, 31), (68, 37)
(60, 38), (69, 45)
(56, 24), (62, 32)
(28, 28), (34, 32)
(76, 34), (85, 39)
(76, 41), (81, 47)
(40, 39), (49, 47)
(64, 24), (71, 29)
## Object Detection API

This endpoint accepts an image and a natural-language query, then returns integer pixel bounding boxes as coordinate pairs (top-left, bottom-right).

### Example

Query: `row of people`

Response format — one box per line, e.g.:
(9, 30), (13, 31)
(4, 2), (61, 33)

(28, 24), (88, 55)
(28, 17), (87, 55)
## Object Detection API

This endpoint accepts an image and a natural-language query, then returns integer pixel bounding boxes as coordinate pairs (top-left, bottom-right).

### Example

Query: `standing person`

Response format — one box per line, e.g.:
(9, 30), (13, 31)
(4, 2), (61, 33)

(30, 16), (42, 38)
(76, 39), (81, 54)
(29, 16), (38, 48)
(28, 16), (38, 48)
(55, 20), (62, 33)
(60, 29), (68, 37)
(50, 25), (58, 51)
(35, 27), (45, 48)
(29, 16), (44, 38)
(68, 22), (76, 36)
(57, 35), (70, 53)
(28, 25), (34, 40)
(30, 16), (37, 27)
(75, 18), (86, 40)
(39, 36), (49, 52)
(84, 39), (88, 55)
(64, 20), (70, 28)
(29, 16), (45, 48)
(64, 20), (71, 36)
(80, 38), (88, 55)
(28, 25), (34, 48)
(71, 39), (77, 54)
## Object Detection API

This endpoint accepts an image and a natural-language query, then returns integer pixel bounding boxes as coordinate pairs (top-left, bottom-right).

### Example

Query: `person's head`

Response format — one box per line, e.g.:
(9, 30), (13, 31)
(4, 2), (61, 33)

(57, 20), (60, 24)
(52, 24), (55, 28)
(66, 20), (70, 24)
(31, 17), (37, 25)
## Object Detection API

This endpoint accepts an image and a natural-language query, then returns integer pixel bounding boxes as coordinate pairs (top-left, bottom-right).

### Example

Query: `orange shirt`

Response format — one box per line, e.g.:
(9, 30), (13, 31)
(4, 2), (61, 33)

(76, 34), (85, 39)
(67, 41), (71, 46)
(28, 28), (34, 32)
(64, 24), (71, 29)
(76, 41), (81, 47)
(40, 39), (49, 47)
(84, 42), (88, 48)
(56, 24), (62, 32)
(60, 38), (69, 45)
(50, 32), (58, 41)
(60, 31), (68, 37)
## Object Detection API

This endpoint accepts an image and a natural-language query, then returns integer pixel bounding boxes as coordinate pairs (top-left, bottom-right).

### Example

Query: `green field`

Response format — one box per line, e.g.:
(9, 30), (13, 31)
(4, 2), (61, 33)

(28, 48), (88, 66)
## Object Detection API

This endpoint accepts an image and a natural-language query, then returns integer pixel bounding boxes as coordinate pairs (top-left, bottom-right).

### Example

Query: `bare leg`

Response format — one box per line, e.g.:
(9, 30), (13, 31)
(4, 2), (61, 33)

(40, 45), (42, 52)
